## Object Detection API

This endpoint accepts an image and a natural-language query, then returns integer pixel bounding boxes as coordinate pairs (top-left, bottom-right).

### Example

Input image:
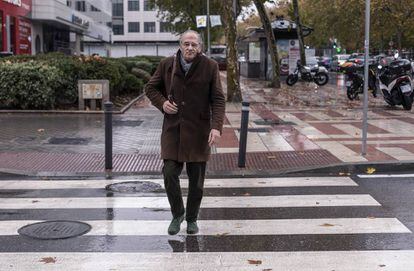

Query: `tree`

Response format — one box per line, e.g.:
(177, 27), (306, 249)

(253, 0), (281, 88)
(222, 0), (242, 102)
(292, 0), (306, 65)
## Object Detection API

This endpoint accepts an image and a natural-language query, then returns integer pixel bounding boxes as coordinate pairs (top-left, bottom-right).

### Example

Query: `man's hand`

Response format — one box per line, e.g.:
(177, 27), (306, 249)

(163, 100), (178, 114)
(208, 129), (221, 146)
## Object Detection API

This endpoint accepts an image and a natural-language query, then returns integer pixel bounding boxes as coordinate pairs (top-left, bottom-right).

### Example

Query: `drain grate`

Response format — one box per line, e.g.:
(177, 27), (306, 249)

(237, 128), (270, 133)
(106, 181), (163, 193)
(48, 137), (91, 145)
(254, 119), (296, 126)
(113, 120), (143, 127)
(18, 220), (91, 240)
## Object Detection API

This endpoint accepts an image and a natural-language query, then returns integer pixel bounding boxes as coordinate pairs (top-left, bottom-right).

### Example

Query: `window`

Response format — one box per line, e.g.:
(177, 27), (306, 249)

(67, 1), (72, 7)
(75, 1), (86, 12)
(112, 2), (124, 17)
(128, 22), (140, 33)
(160, 22), (172, 33)
(128, 0), (139, 11)
(144, 22), (156, 33)
(90, 5), (101, 12)
(144, 0), (155, 11)
(112, 19), (124, 35)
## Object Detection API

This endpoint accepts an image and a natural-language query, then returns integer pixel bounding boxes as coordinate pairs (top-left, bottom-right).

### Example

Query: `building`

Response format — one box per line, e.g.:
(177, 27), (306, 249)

(85, 0), (179, 58)
(0, 0), (32, 55)
(31, 0), (112, 55)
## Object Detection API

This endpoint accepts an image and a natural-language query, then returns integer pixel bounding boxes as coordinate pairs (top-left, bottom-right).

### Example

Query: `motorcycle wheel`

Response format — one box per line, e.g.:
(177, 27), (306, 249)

(314, 72), (329, 86)
(402, 94), (413, 110)
(286, 74), (298, 86)
(346, 87), (358, 100)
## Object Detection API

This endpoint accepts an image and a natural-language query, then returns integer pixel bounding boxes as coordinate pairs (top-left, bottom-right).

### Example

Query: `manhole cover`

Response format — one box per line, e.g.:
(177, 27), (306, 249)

(113, 120), (143, 127)
(106, 181), (163, 193)
(18, 220), (91, 240)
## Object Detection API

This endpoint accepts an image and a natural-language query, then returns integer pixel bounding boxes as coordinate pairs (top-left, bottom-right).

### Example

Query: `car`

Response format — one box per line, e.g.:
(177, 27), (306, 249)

(318, 56), (332, 70)
(306, 56), (319, 66)
(210, 45), (227, 70)
(331, 54), (350, 71)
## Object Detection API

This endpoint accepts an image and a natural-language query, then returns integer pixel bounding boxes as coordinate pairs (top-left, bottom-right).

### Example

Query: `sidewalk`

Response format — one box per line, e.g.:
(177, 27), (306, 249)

(1, 73), (414, 176)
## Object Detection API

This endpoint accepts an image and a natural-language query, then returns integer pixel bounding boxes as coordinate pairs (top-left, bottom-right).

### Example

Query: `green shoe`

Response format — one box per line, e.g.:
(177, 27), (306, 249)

(187, 221), (199, 234)
(168, 214), (184, 235)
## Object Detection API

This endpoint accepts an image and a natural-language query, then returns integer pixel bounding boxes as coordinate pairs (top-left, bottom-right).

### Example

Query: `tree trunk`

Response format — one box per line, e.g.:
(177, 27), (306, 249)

(292, 0), (306, 66)
(253, 0), (280, 88)
(222, 0), (242, 102)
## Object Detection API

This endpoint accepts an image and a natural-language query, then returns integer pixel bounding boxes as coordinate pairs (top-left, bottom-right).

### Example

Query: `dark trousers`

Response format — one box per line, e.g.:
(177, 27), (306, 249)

(162, 159), (206, 222)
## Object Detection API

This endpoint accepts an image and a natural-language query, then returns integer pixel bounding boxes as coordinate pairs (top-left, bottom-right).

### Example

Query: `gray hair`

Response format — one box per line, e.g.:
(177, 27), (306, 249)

(179, 30), (203, 47)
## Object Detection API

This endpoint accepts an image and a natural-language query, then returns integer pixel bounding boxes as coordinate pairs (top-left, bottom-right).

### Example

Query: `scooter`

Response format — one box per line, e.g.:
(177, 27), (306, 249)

(286, 61), (329, 86)
(377, 54), (414, 110)
(343, 63), (377, 100)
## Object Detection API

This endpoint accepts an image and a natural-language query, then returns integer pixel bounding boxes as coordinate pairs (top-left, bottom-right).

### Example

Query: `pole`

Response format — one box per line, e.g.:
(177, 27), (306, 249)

(207, 0), (211, 56)
(238, 101), (250, 167)
(361, 0), (370, 156)
(104, 101), (113, 171)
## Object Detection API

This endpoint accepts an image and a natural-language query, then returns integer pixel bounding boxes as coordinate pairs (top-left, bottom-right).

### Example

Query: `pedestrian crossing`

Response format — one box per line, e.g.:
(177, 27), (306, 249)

(0, 176), (413, 270)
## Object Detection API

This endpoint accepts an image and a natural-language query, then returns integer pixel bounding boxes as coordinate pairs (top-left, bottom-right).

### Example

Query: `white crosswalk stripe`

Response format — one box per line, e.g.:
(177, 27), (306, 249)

(0, 177), (411, 270)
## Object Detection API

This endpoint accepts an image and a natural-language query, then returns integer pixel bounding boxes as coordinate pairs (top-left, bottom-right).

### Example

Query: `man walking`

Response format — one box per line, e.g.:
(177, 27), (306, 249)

(145, 30), (225, 235)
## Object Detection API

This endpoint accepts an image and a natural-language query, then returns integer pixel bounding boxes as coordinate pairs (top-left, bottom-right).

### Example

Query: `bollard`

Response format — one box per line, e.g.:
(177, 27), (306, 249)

(104, 101), (113, 172)
(238, 101), (250, 168)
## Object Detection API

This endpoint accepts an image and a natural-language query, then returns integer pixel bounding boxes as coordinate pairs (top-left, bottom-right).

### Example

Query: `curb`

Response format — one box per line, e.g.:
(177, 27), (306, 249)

(2, 160), (413, 179)
(0, 94), (145, 115)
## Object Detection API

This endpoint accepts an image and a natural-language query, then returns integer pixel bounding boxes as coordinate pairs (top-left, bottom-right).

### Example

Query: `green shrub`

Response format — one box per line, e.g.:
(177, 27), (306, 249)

(134, 61), (153, 73)
(0, 62), (62, 109)
(131, 68), (152, 82)
(123, 74), (144, 93)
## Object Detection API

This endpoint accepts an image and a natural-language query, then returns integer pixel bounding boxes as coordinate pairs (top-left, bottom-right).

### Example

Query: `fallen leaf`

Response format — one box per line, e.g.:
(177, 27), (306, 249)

(243, 192), (251, 196)
(366, 167), (376, 174)
(248, 259), (262, 265)
(267, 156), (276, 159)
(338, 172), (346, 176)
(320, 223), (335, 227)
(37, 129), (45, 133)
(262, 269), (272, 271)
(367, 216), (376, 219)
(32, 200), (39, 203)
(315, 202), (320, 205)
(39, 257), (56, 264)
(216, 232), (230, 236)
(379, 264), (386, 267)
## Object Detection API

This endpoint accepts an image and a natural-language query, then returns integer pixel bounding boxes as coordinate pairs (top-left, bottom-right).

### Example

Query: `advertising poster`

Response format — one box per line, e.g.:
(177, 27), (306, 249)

(288, 39), (300, 74)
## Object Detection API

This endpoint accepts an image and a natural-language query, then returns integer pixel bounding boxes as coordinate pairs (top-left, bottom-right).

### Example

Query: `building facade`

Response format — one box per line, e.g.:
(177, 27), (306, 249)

(31, 0), (112, 55)
(85, 0), (179, 58)
(0, 0), (32, 55)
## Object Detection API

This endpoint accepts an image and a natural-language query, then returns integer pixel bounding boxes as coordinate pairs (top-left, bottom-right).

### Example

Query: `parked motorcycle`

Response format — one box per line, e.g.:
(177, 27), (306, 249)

(286, 61), (329, 86)
(343, 63), (377, 100)
(377, 54), (414, 110)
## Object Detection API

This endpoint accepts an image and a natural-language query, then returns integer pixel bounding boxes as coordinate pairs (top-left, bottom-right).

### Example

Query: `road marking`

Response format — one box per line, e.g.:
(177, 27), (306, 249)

(1, 218), (409, 236)
(0, 194), (380, 209)
(358, 174), (414, 178)
(0, 177), (358, 190)
(1, 251), (414, 270)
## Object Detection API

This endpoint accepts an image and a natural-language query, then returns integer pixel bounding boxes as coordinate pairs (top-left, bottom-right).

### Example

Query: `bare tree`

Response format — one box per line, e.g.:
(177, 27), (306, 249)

(253, 0), (281, 88)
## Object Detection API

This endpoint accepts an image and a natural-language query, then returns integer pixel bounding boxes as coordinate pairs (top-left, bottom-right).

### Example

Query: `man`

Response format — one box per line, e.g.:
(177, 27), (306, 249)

(145, 30), (225, 235)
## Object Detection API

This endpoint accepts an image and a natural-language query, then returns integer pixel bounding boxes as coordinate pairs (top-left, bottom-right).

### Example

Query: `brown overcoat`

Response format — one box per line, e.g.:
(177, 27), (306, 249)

(145, 51), (225, 162)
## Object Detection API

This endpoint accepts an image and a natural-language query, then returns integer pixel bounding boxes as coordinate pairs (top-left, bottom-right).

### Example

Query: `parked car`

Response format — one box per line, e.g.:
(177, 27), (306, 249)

(210, 45), (227, 70)
(306, 56), (319, 67)
(318, 56), (332, 70)
(331, 54), (350, 71)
